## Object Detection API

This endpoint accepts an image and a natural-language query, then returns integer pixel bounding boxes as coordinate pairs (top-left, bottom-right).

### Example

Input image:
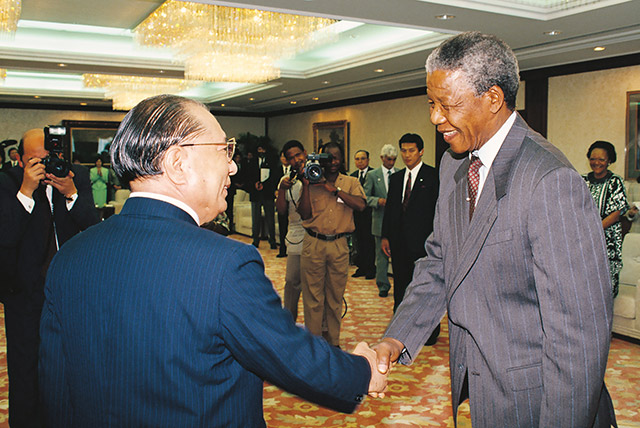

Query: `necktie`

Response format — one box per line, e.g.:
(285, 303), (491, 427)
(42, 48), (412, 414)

(402, 171), (412, 212)
(468, 156), (483, 220)
(387, 169), (392, 190)
(359, 170), (365, 185)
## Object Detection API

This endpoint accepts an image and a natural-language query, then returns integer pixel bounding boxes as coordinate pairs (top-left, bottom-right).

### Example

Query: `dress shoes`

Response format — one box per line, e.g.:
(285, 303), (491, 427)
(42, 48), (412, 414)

(270, 242), (278, 250)
(378, 290), (389, 298)
(365, 272), (376, 280)
(252, 241), (259, 248)
(276, 253), (287, 258)
(352, 269), (365, 278)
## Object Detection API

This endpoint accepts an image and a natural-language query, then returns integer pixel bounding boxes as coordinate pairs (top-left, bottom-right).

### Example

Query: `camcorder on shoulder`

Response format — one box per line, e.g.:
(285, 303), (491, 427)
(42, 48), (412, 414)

(42, 126), (71, 178)
(301, 152), (333, 183)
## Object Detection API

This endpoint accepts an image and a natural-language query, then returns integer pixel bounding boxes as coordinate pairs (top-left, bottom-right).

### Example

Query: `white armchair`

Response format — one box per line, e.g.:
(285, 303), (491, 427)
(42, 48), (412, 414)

(613, 232), (640, 340)
(108, 189), (131, 215)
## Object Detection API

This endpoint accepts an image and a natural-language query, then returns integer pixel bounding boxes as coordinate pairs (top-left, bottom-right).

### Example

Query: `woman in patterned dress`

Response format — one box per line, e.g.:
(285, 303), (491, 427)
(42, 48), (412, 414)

(583, 140), (632, 297)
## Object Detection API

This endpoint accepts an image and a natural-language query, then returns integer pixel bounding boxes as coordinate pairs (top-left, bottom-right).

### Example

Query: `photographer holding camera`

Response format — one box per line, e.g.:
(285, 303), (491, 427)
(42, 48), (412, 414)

(298, 142), (366, 347)
(0, 128), (99, 427)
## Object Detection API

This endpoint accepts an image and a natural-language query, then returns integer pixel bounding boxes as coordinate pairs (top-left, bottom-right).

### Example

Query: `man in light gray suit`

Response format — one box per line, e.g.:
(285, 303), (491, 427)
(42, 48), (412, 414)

(372, 32), (617, 427)
(363, 144), (397, 297)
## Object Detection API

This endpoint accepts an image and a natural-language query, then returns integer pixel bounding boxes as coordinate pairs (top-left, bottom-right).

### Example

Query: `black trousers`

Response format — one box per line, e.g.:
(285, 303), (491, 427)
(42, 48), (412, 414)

(4, 290), (45, 428)
(353, 210), (375, 275)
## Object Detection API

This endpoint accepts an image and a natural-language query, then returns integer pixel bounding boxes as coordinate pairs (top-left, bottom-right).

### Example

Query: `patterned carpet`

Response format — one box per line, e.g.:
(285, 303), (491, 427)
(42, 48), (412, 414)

(0, 232), (638, 427)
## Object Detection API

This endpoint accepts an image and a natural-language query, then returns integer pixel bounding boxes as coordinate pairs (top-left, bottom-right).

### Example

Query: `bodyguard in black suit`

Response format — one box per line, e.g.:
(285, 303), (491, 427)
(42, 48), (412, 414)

(247, 142), (281, 248)
(381, 134), (439, 312)
(350, 150), (375, 279)
(0, 129), (98, 427)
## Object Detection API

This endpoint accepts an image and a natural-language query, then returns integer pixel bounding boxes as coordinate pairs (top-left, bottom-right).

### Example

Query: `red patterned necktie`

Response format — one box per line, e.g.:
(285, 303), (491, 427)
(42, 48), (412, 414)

(468, 156), (483, 220)
(402, 171), (412, 212)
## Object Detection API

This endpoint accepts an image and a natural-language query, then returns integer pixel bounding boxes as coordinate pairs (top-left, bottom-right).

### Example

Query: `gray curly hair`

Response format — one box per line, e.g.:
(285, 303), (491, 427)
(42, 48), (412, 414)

(426, 32), (519, 111)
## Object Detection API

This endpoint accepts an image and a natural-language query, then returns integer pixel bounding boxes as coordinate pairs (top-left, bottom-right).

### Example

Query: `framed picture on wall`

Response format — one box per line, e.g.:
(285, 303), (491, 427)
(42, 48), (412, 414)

(62, 120), (120, 166)
(625, 91), (640, 180)
(313, 120), (350, 171)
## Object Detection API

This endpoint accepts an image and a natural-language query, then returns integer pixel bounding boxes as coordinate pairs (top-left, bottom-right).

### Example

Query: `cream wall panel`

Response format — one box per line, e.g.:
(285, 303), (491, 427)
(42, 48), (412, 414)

(268, 95), (437, 172)
(548, 65), (640, 178)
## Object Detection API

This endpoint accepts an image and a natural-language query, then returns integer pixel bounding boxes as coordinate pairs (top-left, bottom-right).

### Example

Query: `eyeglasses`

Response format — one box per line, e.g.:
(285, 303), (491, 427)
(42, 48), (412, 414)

(180, 137), (236, 162)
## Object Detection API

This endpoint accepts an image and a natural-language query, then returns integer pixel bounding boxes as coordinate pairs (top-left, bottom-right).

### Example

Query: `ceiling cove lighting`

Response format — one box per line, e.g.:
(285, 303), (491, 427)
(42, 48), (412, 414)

(134, 0), (337, 83)
(0, 0), (20, 35)
(83, 74), (199, 110)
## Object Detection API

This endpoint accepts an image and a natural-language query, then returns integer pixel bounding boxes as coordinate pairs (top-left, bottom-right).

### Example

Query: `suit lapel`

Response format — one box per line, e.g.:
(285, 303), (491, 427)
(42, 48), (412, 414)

(446, 114), (527, 298)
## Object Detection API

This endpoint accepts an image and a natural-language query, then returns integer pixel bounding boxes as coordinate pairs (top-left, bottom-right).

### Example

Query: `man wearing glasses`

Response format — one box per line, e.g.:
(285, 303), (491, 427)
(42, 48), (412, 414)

(39, 95), (387, 427)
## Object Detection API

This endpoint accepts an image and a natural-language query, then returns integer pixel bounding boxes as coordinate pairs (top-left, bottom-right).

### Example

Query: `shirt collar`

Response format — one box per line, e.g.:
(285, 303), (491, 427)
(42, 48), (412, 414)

(129, 191), (200, 225)
(407, 162), (423, 176)
(471, 111), (517, 168)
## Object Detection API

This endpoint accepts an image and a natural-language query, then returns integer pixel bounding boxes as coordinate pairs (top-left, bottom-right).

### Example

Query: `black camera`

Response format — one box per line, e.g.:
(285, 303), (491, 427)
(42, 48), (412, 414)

(42, 126), (70, 178)
(301, 152), (333, 183)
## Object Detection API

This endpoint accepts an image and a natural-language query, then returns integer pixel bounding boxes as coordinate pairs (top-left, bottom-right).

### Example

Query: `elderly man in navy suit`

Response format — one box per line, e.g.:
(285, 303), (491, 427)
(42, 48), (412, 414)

(39, 94), (386, 427)
(374, 32), (616, 427)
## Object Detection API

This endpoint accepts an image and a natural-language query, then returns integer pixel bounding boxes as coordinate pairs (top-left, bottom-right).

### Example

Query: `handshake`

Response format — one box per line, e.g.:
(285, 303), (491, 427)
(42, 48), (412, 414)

(353, 337), (405, 398)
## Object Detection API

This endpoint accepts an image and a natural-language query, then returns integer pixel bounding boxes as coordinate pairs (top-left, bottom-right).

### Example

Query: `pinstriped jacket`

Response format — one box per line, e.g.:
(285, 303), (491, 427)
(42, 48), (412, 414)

(385, 114), (616, 427)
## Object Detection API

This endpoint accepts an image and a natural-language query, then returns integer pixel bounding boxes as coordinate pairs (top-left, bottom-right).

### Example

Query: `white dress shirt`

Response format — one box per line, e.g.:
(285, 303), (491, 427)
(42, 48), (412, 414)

(470, 111), (517, 204)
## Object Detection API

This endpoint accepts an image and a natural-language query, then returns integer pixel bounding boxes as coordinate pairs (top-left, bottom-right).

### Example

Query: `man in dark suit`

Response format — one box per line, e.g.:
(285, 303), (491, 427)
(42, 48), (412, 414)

(350, 150), (375, 279)
(373, 32), (616, 427)
(247, 141), (281, 249)
(0, 129), (99, 427)
(2, 145), (20, 170)
(38, 95), (386, 427)
(381, 134), (439, 313)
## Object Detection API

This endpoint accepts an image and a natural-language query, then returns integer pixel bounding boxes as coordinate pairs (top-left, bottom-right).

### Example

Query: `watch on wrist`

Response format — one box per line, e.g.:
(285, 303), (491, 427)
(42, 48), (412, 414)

(333, 186), (341, 197)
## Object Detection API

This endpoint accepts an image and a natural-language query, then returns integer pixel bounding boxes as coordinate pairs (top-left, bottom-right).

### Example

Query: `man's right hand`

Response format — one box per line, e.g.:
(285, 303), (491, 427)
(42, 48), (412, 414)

(20, 157), (45, 198)
(372, 337), (405, 374)
(381, 238), (391, 258)
(279, 176), (293, 190)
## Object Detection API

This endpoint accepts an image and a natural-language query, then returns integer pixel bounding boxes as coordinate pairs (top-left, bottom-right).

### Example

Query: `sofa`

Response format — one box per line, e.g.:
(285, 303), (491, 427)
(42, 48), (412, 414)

(107, 189), (131, 215)
(613, 232), (640, 340)
(232, 189), (279, 238)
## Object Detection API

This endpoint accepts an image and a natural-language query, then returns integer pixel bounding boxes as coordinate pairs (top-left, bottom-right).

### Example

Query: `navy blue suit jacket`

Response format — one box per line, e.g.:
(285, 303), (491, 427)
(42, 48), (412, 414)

(39, 197), (370, 427)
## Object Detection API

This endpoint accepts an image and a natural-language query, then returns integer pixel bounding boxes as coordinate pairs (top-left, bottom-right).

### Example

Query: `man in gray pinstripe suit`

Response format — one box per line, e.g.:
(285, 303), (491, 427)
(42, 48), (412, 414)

(372, 32), (617, 427)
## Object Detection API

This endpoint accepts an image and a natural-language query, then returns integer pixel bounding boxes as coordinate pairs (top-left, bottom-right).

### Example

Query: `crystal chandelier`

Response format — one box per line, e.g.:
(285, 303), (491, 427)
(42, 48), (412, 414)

(83, 74), (199, 110)
(0, 0), (21, 35)
(134, 1), (337, 83)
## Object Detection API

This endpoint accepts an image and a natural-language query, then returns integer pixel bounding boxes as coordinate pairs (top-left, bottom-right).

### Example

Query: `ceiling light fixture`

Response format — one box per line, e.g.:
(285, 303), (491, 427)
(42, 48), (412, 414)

(290, 101), (297, 104)
(312, 97), (319, 101)
(58, 63), (67, 67)
(544, 30), (562, 36)
(134, 1), (337, 83)
(0, 0), (21, 35)
(374, 68), (384, 73)
(0, 68), (5, 84)
(594, 46), (606, 51)
(435, 14), (455, 20)
(322, 80), (330, 85)
(83, 74), (198, 110)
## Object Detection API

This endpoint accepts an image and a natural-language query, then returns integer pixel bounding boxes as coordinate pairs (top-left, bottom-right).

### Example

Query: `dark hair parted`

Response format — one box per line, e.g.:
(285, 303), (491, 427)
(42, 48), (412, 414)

(282, 140), (305, 158)
(399, 133), (424, 151)
(355, 149), (369, 159)
(110, 94), (207, 185)
(426, 32), (520, 111)
(587, 140), (617, 164)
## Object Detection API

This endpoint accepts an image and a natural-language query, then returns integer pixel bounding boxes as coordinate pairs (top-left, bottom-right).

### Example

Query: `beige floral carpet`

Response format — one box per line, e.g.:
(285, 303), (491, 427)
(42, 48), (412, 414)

(0, 233), (638, 427)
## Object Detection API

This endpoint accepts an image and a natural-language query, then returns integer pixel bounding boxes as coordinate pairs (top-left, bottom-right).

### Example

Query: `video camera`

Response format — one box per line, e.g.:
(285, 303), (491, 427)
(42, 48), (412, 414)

(301, 152), (333, 183)
(43, 126), (71, 178)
